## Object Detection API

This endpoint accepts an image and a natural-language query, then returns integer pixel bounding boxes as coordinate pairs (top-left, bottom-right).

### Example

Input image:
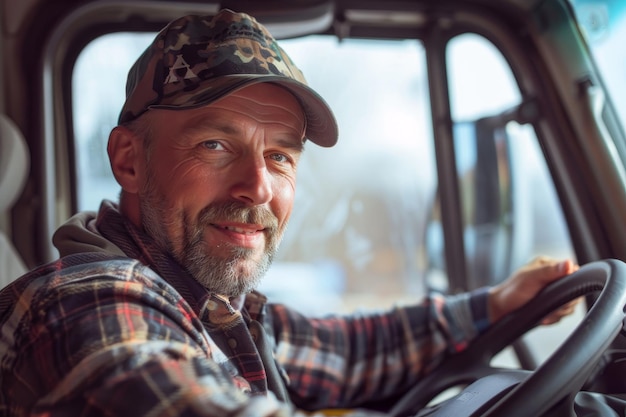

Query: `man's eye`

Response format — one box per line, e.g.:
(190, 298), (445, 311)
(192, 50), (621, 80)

(202, 140), (224, 150)
(268, 153), (290, 163)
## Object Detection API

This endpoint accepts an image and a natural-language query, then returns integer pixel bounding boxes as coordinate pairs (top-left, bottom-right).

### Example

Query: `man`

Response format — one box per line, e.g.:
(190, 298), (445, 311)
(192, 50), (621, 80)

(0, 9), (578, 417)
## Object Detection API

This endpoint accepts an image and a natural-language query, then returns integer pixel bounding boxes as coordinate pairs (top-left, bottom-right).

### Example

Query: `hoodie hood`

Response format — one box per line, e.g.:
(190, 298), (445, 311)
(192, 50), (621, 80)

(53, 210), (125, 258)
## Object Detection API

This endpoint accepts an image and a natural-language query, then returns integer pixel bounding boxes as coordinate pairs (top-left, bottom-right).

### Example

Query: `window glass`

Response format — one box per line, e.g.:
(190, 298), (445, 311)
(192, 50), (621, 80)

(448, 34), (521, 120)
(73, 34), (435, 315)
(73, 33), (154, 210)
(441, 33), (579, 364)
(571, 0), (626, 162)
(425, 34), (575, 290)
(423, 34), (527, 293)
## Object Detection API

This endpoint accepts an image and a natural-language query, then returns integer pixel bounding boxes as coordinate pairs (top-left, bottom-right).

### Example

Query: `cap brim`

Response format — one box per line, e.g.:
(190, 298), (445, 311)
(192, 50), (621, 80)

(146, 74), (338, 147)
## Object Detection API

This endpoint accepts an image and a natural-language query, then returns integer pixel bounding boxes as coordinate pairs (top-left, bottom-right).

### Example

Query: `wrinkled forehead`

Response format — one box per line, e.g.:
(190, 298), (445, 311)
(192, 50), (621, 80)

(211, 83), (307, 131)
(143, 83), (308, 146)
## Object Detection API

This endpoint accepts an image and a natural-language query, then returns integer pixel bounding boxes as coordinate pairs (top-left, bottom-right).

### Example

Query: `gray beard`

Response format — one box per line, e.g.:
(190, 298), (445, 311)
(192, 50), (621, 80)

(139, 179), (281, 297)
(180, 216), (275, 297)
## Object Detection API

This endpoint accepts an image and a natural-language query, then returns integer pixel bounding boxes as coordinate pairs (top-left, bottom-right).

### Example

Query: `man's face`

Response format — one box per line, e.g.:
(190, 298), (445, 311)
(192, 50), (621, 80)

(136, 83), (305, 297)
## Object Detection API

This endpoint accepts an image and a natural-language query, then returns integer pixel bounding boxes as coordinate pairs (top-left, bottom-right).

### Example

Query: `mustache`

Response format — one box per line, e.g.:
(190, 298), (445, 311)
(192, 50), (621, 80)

(197, 201), (279, 231)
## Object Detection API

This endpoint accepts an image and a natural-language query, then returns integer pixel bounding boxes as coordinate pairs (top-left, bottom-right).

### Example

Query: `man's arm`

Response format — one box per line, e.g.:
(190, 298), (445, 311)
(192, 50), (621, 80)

(267, 257), (577, 411)
(267, 289), (489, 410)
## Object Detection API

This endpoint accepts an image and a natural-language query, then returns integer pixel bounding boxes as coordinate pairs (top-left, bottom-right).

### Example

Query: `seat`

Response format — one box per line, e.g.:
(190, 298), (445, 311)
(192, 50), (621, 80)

(0, 114), (29, 287)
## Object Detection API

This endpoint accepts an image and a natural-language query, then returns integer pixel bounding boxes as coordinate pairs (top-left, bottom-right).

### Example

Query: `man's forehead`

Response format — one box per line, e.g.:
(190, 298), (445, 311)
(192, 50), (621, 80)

(214, 84), (306, 115)
(192, 85), (306, 130)
(168, 102), (305, 143)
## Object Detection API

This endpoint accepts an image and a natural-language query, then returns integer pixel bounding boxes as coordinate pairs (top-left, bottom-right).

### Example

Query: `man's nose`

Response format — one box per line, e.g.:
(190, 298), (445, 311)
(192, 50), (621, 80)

(230, 156), (273, 206)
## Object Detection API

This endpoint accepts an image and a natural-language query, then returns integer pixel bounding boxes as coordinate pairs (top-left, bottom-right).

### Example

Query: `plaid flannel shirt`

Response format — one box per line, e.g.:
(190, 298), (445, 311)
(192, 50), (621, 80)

(0, 201), (490, 416)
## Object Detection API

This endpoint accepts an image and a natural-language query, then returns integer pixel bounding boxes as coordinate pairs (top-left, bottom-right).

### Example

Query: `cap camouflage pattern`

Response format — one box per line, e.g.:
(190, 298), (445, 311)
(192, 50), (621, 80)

(118, 9), (338, 147)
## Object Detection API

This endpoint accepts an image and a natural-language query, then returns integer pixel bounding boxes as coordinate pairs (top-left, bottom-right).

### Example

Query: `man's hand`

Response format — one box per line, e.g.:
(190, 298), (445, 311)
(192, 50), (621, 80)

(488, 256), (580, 324)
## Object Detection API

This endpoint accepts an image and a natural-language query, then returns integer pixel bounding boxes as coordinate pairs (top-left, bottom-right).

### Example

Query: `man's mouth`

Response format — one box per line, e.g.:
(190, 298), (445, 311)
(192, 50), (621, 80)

(213, 224), (264, 234)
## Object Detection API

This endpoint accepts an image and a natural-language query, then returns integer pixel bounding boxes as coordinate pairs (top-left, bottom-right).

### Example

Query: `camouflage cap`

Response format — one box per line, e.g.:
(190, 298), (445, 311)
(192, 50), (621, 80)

(118, 9), (338, 147)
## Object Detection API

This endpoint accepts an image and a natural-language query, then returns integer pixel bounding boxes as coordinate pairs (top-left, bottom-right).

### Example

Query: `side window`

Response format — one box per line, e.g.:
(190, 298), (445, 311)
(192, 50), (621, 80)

(73, 33), (155, 210)
(425, 33), (576, 291)
(73, 35), (437, 315)
(425, 33), (579, 363)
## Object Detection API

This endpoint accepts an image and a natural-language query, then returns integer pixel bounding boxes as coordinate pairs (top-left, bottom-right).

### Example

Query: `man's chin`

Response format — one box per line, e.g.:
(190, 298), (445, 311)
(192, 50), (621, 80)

(194, 275), (261, 298)
(185, 255), (267, 296)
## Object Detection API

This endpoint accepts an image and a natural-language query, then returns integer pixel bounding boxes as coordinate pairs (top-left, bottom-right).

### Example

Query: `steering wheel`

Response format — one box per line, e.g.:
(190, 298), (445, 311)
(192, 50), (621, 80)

(389, 259), (626, 417)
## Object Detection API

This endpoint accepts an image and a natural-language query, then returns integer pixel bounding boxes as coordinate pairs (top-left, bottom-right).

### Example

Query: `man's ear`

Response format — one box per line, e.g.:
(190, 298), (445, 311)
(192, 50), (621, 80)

(107, 125), (143, 194)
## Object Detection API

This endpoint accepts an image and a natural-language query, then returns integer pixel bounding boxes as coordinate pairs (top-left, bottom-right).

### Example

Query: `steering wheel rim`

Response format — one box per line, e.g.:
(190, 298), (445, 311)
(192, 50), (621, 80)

(389, 259), (626, 417)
